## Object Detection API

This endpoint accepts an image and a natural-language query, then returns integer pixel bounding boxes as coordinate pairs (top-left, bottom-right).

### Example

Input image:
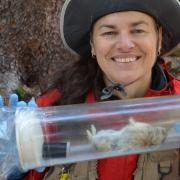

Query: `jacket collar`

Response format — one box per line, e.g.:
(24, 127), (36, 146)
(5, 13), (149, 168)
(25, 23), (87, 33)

(151, 62), (167, 91)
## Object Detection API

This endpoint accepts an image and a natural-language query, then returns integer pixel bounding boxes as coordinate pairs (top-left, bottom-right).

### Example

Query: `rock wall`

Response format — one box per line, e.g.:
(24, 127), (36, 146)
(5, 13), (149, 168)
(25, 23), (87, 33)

(0, 0), (78, 100)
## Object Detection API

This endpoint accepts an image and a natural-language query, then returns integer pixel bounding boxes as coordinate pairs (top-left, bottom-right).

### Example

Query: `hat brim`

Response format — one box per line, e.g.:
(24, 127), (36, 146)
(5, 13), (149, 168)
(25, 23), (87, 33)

(61, 0), (180, 55)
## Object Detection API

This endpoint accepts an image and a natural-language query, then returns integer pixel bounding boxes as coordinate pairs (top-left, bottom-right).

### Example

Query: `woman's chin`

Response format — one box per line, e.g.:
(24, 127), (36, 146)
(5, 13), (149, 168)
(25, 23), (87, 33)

(113, 76), (140, 85)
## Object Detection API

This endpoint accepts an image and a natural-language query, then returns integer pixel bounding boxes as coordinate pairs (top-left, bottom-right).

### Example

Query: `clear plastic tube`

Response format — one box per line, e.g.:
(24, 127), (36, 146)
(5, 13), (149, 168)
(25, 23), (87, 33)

(1, 95), (180, 178)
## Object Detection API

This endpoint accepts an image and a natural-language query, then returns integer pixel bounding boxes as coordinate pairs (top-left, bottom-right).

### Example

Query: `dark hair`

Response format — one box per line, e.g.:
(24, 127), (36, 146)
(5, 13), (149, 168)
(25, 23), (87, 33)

(153, 19), (174, 55)
(161, 28), (174, 55)
(53, 54), (105, 105)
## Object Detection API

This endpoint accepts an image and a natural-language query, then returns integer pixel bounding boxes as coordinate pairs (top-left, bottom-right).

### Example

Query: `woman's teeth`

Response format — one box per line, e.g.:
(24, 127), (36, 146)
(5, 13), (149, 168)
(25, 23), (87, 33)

(113, 57), (137, 63)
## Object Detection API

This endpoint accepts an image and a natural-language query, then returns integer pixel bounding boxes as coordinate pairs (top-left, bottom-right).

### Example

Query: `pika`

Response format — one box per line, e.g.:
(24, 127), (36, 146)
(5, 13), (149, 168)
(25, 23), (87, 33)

(86, 118), (168, 151)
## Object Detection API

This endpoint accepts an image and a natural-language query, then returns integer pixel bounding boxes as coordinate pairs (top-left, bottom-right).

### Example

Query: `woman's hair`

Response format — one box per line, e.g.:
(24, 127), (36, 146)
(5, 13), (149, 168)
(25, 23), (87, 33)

(154, 19), (174, 55)
(161, 28), (174, 55)
(53, 53), (105, 105)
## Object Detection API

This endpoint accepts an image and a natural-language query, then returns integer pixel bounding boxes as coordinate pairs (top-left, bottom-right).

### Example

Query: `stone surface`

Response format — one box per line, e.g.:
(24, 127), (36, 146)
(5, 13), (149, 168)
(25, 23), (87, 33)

(0, 0), (78, 99)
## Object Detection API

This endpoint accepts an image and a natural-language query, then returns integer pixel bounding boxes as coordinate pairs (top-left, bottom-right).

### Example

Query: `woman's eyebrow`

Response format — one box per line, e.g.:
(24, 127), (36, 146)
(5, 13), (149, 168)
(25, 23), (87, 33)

(97, 20), (150, 31)
(131, 21), (149, 27)
(98, 24), (116, 30)
(98, 21), (149, 30)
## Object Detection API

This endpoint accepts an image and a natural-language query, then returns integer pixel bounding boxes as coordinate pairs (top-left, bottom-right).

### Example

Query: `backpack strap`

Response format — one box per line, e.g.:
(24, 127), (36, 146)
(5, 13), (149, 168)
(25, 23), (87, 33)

(133, 150), (180, 180)
(158, 160), (172, 180)
(133, 154), (147, 180)
(68, 160), (98, 180)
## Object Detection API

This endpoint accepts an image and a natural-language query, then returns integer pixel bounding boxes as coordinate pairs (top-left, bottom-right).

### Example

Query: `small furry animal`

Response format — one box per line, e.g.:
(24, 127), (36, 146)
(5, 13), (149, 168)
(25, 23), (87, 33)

(86, 118), (168, 151)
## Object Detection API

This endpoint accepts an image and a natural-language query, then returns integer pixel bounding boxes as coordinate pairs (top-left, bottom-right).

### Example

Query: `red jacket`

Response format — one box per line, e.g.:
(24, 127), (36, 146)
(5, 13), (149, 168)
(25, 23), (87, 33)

(24, 71), (180, 180)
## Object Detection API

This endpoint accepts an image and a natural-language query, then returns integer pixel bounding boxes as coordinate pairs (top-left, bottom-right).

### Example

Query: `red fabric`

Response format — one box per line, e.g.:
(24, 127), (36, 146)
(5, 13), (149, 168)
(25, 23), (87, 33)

(98, 155), (138, 180)
(36, 88), (61, 107)
(24, 169), (49, 180)
(24, 73), (180, 180)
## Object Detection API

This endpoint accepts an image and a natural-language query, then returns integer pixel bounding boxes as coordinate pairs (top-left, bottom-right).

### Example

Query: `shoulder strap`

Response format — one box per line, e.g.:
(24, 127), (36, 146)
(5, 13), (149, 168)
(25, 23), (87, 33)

(133, 150), (180, 180)
(68, 160), (98, 180)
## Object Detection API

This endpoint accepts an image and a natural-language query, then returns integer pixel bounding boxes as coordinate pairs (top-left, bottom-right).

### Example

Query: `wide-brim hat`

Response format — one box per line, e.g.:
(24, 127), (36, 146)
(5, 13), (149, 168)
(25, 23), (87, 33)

(60, 0), (180, 56)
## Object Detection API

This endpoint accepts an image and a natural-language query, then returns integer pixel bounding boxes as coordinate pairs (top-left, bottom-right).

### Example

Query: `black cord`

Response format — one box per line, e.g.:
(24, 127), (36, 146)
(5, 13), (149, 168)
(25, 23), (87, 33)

(100, 84), (127, 100)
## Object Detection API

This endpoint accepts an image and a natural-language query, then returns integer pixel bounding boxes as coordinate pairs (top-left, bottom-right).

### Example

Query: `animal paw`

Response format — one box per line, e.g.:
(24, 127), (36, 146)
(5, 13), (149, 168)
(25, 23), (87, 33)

(86, 124), (97, 141)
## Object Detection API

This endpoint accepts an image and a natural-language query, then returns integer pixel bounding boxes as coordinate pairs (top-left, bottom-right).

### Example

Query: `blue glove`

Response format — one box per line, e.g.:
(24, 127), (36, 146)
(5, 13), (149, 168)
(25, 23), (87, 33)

(0, 94), (45, 178)
(0, 94), (24, 180)
(0, 95), (4, 107)
(8, 94), (19, 107)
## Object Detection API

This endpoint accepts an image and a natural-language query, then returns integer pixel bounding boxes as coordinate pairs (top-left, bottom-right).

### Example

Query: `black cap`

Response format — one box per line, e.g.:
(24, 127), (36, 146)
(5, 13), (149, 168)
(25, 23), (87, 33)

(60, 0), (180, 55)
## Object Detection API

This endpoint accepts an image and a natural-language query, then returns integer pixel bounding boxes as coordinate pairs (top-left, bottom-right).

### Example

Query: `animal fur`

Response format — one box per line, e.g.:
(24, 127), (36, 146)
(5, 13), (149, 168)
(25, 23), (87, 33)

(86, 118), (168, 151)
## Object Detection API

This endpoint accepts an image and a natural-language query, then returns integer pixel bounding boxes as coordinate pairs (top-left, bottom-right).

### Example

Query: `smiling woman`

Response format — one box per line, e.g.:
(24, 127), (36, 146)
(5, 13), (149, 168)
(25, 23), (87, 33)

(24, 0), (180, 180)
(91, 11), (162, 99)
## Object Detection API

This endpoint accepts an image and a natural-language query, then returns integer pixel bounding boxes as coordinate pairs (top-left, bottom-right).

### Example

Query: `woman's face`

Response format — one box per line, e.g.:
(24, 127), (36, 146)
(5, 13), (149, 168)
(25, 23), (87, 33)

(91, 11), (162, 85)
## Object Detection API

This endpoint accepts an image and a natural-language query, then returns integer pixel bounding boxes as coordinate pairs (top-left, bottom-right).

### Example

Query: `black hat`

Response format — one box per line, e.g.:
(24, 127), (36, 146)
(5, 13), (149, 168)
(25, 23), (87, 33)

(60, 0), (180, 55)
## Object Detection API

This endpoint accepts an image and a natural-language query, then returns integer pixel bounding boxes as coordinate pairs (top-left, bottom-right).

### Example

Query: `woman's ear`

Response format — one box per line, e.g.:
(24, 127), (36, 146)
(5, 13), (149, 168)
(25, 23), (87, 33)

(90, 38), (95, 57)
(158, 27), (163, 53)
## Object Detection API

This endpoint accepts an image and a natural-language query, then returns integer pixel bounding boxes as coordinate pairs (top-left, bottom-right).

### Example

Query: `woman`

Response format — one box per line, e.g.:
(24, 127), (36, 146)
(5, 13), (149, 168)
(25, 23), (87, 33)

(25, 0), (180, 179)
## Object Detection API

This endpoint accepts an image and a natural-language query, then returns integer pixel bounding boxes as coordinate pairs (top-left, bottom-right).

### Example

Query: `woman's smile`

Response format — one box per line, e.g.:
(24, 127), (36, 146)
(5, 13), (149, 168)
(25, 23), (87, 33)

(111, 55), (140, 63)
(108, 54), (143, 73)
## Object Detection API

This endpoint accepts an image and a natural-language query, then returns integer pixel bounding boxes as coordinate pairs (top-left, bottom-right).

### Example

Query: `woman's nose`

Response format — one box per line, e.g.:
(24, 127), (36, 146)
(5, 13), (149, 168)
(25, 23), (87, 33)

(114, 33), (135, 52)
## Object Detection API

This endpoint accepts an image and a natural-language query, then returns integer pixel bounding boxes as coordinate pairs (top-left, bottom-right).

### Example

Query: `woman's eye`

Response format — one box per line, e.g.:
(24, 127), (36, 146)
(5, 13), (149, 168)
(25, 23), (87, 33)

(102, 31), (116, 36)
(132, 29), (146, 34)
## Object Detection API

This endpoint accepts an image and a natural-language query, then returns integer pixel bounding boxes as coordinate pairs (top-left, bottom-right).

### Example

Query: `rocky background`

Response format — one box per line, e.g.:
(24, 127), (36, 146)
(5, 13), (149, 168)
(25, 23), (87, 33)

(0, 0), (179, 102)
(0, 0), (78, 102)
